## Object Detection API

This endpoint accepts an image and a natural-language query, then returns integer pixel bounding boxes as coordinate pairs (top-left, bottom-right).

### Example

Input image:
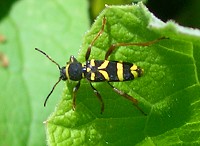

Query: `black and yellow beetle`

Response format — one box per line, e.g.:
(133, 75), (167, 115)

(35, 16), (166, 115)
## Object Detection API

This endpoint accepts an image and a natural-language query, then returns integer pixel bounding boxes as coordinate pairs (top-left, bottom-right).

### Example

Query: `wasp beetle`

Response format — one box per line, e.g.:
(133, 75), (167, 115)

(35, 16), (166, 115)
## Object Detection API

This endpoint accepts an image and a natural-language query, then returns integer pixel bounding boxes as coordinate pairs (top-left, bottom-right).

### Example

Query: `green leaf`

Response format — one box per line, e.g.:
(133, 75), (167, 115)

(0, 0), (89, 146)
(46, 3), (200, 146)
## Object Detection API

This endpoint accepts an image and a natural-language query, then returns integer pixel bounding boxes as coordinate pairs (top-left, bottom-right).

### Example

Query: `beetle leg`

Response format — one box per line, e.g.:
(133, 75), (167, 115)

(85, 16), (106, 61)
(72, 81), (81, 110)
(90, 82), (104, 114)
(105, 37), (167, 60)
(107, 82), (147, 115)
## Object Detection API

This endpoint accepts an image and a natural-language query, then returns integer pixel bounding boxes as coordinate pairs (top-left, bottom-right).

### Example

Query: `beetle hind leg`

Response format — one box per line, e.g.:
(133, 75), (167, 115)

(107, 82), (147, 116)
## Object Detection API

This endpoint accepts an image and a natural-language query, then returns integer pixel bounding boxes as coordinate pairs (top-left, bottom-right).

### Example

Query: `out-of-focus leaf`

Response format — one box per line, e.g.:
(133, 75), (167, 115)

(0, 0), (89, 145)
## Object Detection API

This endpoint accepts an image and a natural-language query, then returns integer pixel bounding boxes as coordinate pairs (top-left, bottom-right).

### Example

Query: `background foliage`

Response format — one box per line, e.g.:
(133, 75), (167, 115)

(0, 0), (200, 146)
(89, 0), (200, 28)
(0, 0), (89, 146)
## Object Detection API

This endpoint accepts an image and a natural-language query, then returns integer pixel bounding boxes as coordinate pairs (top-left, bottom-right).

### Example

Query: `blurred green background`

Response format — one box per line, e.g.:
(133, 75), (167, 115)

(89, 0), (200, 28)
(0, 0), (199, 146)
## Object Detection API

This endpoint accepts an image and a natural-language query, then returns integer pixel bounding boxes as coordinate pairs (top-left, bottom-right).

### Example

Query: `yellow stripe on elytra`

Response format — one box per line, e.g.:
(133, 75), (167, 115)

(98, 60), (109, 69)
(90, 59), (95, 66)
(89, 59), (95, 80)
(99, 70), (109, 80)
(82, 64), (85, 78)
(91, 72), (95, 81)
(130, 64), (137, 71)
(65, 64), (70, 80)
(87, 67), (91, 72)
(131, 71), (138, 78)
(130, 64), (138, 78)
(117, 63), (123, 81)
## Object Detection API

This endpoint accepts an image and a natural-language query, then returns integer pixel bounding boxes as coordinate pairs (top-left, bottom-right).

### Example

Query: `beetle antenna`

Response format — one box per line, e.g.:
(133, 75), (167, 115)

(35, 48), (61, 70)
(44, 77), (62, 107)
(35, 48), (62, 106)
